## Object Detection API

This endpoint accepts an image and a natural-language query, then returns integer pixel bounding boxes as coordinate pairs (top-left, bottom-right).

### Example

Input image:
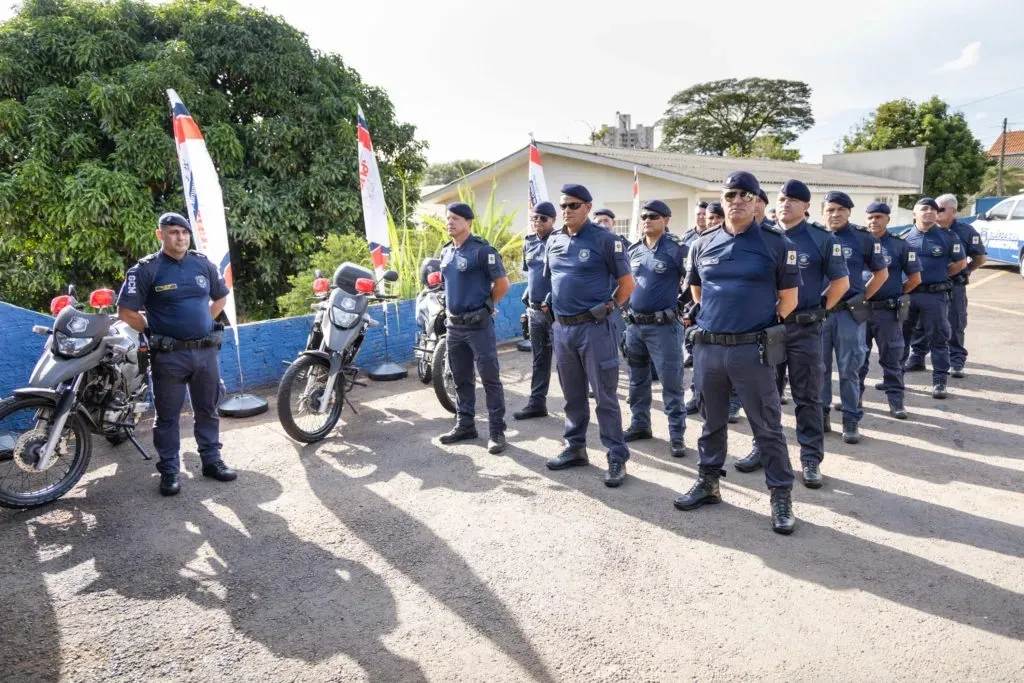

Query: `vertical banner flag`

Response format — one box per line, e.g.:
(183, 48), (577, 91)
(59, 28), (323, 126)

(629, 166), (641, 243)
(527, 137), (548, 233)
(357, 105), (391, 290)
(167, 89), (239, 346)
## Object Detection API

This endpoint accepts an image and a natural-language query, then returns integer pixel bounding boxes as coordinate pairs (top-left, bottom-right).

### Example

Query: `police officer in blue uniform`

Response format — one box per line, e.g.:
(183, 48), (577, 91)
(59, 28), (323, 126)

(514, 201), (557, 420)
(913, 194), (987, 378)
(681, 201), (710, 376)
(900, 198), (967, 399)
(437, 202), (511, 453)
(754, 188), (773, 227)
(820, 191), (888, 444)
(622, 200), (688, 457)
(857, 202), (922, 418)
(706, 201), (724, 230)
(116, 212), (236, 497)
(734, 180), (849, 488)
(592, 207), (629, 360)
(674, 171), (801, 535)
(593, 207), (616, 230)
(544, 184), (634, 487)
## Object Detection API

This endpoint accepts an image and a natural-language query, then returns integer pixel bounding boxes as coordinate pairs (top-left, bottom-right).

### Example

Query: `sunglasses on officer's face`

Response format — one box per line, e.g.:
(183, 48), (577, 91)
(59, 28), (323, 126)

(531, 215), (552, 222)
(560, 201), (584, 210)
(640, 213), (663, 221)
(937, 207), (947, 213)
(723, 190), (756, 203)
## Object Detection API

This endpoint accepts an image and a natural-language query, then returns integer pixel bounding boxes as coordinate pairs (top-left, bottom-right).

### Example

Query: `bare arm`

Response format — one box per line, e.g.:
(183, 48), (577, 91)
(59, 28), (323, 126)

(490, 277), (510, 305)
(690, 285), (702, 304)
(967, 254), (987, 273)
(776, 287), (798, 320)
(614, 274), (635, 308)
(902, 271), (922, 294)
(210, 296), (227, 320)
(947, 260), (967, 276)
(864, 268), (889, 300)
(823, 276), (850, 310)
(118, 307), (147, 333)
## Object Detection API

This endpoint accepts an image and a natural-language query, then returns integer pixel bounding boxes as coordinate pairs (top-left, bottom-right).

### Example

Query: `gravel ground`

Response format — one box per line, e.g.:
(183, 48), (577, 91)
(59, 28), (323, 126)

(2, 267), (1023, 682)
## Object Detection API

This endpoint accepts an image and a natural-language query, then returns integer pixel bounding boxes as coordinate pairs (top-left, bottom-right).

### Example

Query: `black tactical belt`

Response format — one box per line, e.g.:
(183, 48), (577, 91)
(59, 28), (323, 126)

(785, 307), (826, 325)
(150, 331), (222, 352)
(917, 281), (953, 293)
(869, 299), (899, 310)
(627, 309), (678, 325)
(557, 311), (596, 326)
(448, 307), (489, 325)
(693, 330), (762, 346)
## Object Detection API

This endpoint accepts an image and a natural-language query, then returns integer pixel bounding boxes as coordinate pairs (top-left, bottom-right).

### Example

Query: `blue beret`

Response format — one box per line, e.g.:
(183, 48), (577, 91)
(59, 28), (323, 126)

(446, 202), (474, 220)
(696, 200), (709, 209)
(594, 208), (615, 219)
(707, 202), (724, 217)
(158, 212), (191, 230)
(560, 183), (593, 202)
(757, 188), (769, 204)
(915, 197), (939, 210)
(533, 201), (556, 218)
(722, 171), (760, 194)
(824, 191), (854, 209)
(779, 179), (811, 203)
(866, 201), (891, 215)
(642, 199), (672, 218)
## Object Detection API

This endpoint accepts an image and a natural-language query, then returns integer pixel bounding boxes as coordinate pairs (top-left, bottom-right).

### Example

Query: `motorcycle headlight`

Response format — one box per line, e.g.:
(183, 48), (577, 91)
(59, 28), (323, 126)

(332, 308), (361, 329)
(53, 331), (99, 358)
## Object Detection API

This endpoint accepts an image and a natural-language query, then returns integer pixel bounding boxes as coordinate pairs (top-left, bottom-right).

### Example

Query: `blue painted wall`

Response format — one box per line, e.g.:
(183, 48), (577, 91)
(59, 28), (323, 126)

(0, 283), (528, 397)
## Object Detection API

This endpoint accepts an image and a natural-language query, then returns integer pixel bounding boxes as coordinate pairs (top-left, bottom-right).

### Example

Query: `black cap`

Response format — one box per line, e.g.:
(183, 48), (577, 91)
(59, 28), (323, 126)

(158, 212), (190, 230)
(722, 171), (760, 194)
(560, 183), (593, 202)
(779, 179), (811, 203)
(447, 202), (474, 220)
(533, 201), (556, 218)
(866, 201), (891, 215)
(915, 197), (939, 210)
(707, 202), (725, 218)
(594, 208), (615, 219)
(642, 199), (672, 218)
(696, 200), (708, 209)
(824, 191), (854, 210)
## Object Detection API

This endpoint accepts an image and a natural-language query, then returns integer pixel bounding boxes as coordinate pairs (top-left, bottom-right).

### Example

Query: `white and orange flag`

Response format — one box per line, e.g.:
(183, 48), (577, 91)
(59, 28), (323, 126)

(629, 167), (641, 242)
(527, 138), (548, 232)
(167, 89), (239, 346)
(357, 106), (391, 290)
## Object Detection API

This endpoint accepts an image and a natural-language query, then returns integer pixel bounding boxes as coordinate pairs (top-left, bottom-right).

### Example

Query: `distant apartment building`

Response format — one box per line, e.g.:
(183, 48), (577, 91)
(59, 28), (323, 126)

(595, 112), (659, 150)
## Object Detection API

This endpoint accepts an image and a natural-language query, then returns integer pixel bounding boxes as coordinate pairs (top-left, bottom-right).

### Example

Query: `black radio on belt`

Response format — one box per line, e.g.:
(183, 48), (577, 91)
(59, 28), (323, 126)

(785, 307), (826, 325)
(951, 271), (970, 286)
(918, 281), (953, 294)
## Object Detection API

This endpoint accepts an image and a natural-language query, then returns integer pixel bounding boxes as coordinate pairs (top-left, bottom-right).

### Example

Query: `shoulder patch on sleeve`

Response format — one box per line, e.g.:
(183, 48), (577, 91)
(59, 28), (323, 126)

(952, 243), (961, 253)
(614, 240), (623, 252)
(873, 242), (881, 253)
(488, 253), (495, 264)
(972, 235), (980, 244)
(832, 243), (842, 256)
(908, 251), (916, 261)
(786, 250), (797, 265)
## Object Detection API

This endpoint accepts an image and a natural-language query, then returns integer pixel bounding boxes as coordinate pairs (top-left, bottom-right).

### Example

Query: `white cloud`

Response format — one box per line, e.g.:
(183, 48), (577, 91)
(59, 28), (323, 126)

(935, 41), (982, 73)
(974, 112), (988, 120)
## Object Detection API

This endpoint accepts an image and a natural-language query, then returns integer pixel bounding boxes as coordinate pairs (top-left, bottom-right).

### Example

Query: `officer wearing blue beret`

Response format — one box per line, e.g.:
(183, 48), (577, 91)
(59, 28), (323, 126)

(437, 202), (511, 452)
(706, 202), (724, 229)
(899, 198), (967, 398)
(912, 194), (987, 378)
(821, 191), (888, 444)
(857, 202), (921, 418)
(116, 212), (236, 497)
(674, 171), (801, 534)
(593, 207), (616, 229)
(622, 199), (688, 457)
(514, 201), (557, 420)
(544, 183), (635, 486)
(754, 188), (774, 227)
(734, 179), (849, 489)
(592, 206), (629, 359)
(680, 201), (713, 382)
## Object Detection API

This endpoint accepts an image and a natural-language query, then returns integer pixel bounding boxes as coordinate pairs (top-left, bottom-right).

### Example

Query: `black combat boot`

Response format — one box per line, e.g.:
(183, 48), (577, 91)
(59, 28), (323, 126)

(673, 466), (724, 510)
(770, 487), (796, 535)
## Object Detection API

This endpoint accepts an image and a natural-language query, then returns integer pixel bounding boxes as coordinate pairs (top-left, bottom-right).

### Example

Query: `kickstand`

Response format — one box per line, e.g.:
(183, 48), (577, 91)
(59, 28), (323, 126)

(344, 395), (359, 415)
(126, 429), (152, 460)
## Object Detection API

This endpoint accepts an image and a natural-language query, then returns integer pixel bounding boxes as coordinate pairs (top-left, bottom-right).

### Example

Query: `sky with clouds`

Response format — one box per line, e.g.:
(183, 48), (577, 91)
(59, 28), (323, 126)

(2, 0), (1022, 164)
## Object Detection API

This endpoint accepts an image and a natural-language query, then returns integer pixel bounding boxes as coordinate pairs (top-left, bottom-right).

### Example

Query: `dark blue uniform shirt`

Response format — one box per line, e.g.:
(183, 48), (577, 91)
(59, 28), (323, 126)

(440, 235), (506, 314)
(116, 250), (229, 341)
(782, 221), (848, 311)
(544, 221), (630, 317)
(831, 223), (887, 300)
(688, 221), (801, 334)
(627, 233), (688, 313)
(901, 226), (966, 284)
(947, 219), (987, 259)
(871, 232), (922, 300)
(521, 232), (552, 304)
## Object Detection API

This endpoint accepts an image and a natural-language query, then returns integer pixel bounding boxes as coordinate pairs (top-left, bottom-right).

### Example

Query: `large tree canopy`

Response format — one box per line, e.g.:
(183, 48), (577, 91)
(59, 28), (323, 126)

(660, 78), (814, 156)
(0, 0), (427, 318)
(423, 159), (485, 185)
(839, 97), (986, 208)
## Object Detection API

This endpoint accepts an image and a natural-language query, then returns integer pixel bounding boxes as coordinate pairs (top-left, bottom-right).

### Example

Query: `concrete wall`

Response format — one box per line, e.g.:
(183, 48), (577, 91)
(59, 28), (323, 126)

(0, 283), (528, 398)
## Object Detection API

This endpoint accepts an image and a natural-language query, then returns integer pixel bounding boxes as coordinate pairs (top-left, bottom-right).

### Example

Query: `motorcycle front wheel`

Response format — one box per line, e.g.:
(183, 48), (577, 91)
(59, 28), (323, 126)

(276, 354), (343, 443)
(431, 336), (458, 414)
(0, 395), (92, 509)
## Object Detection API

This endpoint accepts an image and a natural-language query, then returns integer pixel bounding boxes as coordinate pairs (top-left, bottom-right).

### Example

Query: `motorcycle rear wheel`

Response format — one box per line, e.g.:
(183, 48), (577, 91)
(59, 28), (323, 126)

(0, 396), (92, 509)
(431, 336), (458, 414)
(417, 358), (432, 384)
(276, 354), (343, 443)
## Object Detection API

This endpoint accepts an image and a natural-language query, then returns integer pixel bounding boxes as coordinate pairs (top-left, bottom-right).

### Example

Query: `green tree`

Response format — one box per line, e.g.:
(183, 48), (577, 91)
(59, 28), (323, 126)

(423, 159), (486, 185)
(0, 0), (426, 318)
(727, 135), (800, 161)
(839, 97), (987, 208)
(976, 163), (1024, 198)
(660, 78), (814, 156)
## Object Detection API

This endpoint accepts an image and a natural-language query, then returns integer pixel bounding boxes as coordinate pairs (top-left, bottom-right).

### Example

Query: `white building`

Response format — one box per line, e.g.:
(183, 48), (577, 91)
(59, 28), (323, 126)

(420, 142), (921, 235)
(595, 112), (657, 150)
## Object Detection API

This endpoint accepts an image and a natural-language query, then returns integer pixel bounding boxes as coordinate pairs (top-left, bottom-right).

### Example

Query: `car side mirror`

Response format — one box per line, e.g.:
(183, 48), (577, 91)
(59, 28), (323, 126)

(383, 270), (399, 282)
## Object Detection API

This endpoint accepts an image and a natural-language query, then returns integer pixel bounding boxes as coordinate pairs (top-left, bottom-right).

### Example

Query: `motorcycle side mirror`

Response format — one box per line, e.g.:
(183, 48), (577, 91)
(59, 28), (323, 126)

(382, 270), (399, 282)
(426, 271), (442, 287)
(68, 284), (77, 298)
(314, 269), (323, 279)
(312, 277), (330, 295)
(50, 295), (73, 315)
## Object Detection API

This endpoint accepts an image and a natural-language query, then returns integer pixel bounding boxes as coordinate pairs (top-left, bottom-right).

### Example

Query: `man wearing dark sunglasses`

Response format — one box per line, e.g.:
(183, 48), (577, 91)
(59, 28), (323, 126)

(918, 193), (986, 378)
(543, 184), (635, 487)
(674, 171), (801, 534)
(622, 200), (688, 457)
(513, 201), (557, 420)
(820, 191), (888, 445)
(734, 180), (849, 489)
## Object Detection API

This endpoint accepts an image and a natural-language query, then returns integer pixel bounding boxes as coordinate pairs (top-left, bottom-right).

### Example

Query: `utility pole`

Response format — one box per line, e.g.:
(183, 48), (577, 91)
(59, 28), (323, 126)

(997, 117), (1008, 196)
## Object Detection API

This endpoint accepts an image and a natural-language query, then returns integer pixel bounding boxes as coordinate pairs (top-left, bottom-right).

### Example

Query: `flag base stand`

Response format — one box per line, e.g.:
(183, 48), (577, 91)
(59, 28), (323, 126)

(218, 393), (269, 418)
(517, 339), (532, 352)
(369, 362), (407, 382)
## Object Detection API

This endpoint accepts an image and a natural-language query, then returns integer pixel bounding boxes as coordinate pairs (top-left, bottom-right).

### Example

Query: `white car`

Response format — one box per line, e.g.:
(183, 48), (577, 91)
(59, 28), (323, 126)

(972, 192), (1024, 278)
